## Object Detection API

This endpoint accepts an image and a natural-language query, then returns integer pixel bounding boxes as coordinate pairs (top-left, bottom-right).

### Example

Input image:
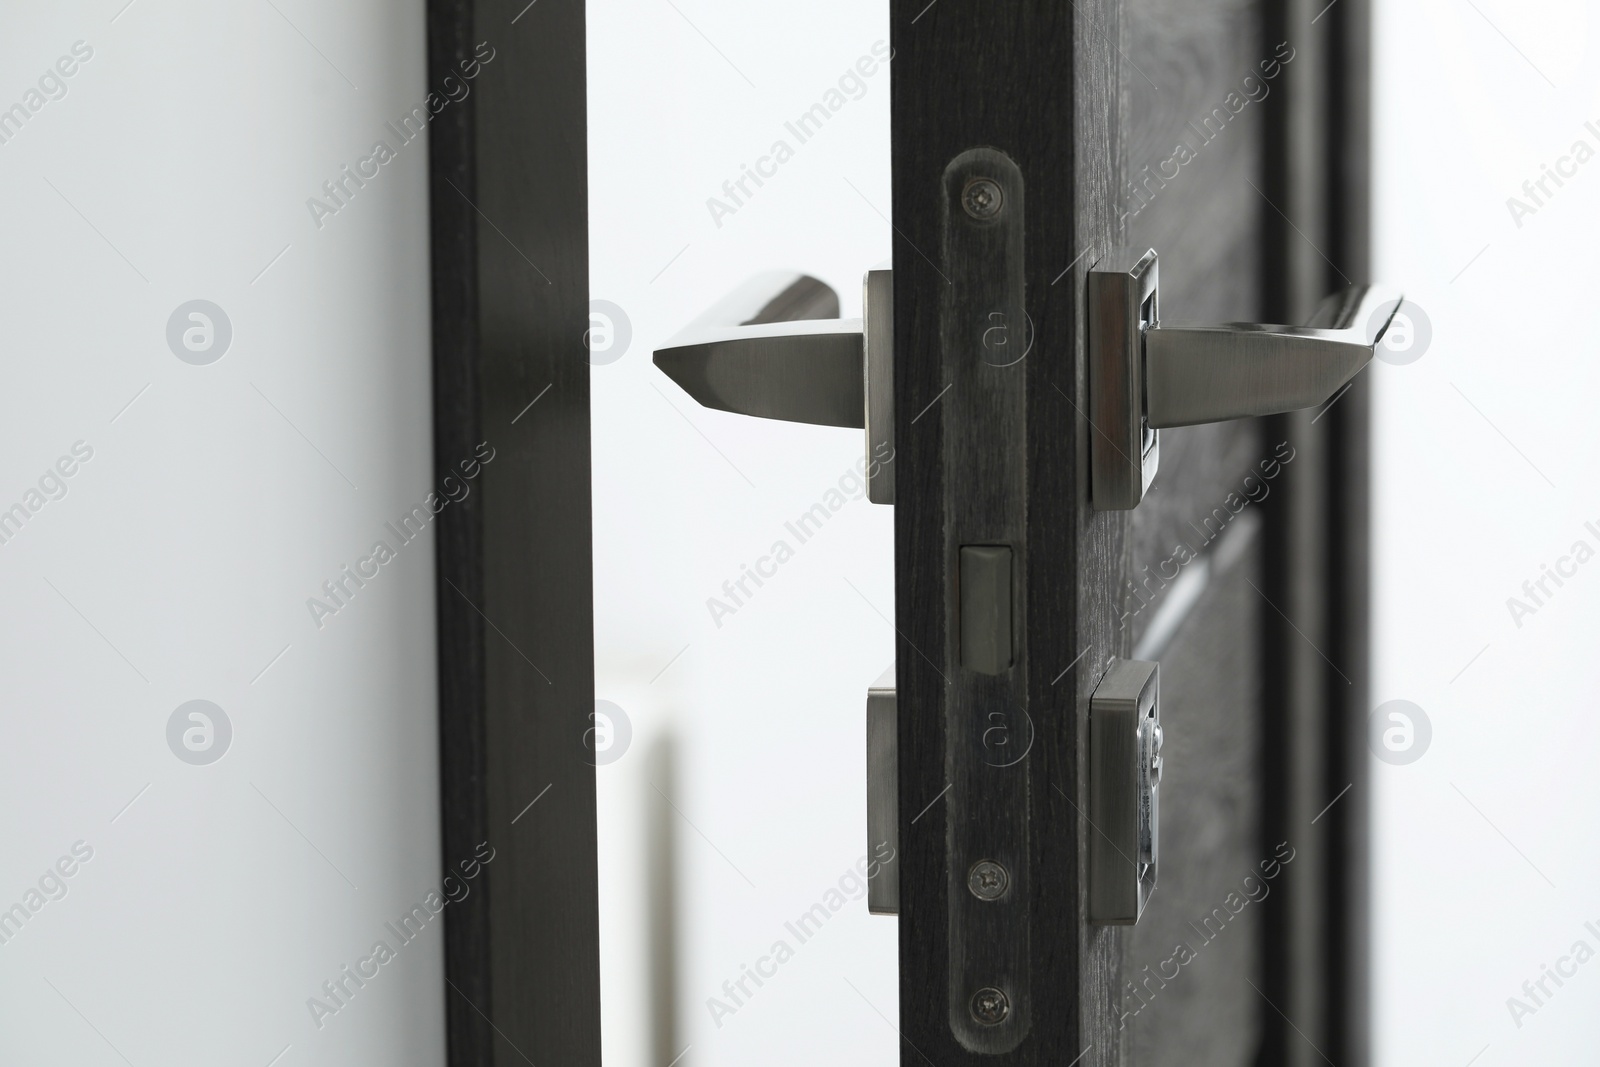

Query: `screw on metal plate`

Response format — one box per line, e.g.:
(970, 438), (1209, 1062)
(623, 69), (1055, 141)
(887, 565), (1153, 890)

(943, 146), (1030, 1054)
(970, 987), (1011, 1026)
(961, 177), (1004, 220)
(967, 859), (1009, 901)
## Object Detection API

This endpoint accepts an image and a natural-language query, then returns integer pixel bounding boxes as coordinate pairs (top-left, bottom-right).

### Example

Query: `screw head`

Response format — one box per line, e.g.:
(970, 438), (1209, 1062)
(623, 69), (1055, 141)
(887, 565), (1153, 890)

(1146, 720), (1164, 787)
(970, 986), (1010, 1026)
(967, 859), (1009, 900)
(961, 177), (1004, 220)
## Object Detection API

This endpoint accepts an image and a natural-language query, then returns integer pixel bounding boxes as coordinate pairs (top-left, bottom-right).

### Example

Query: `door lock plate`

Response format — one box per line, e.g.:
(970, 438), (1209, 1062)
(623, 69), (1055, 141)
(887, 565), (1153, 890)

(1088, 249), (1161, 511)
(940, 146), (1030, 1054)
(1089, 658), (1161, 925)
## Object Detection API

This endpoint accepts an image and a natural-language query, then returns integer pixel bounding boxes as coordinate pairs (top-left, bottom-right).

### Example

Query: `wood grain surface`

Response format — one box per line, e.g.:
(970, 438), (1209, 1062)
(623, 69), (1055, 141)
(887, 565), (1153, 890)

(889, 0), (1369, 1062)
(428, 1), (601, 1064)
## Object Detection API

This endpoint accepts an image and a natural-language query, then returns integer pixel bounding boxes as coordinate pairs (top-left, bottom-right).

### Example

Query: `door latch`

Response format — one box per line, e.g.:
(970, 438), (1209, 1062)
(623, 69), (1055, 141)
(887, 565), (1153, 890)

(1089, 248), (1405, 509)
(653, 268), (895, 503)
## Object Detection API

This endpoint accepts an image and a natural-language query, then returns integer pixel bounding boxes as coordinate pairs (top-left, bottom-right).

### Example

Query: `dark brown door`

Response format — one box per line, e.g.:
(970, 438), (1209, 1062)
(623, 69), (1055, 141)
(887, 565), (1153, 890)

(890, 1), (1371, 1065)
(428, 2), (601, 1065)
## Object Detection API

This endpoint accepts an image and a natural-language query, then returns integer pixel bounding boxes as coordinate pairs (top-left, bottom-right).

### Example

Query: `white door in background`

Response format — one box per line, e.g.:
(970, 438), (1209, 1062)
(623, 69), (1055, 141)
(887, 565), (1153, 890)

(1372, 1), (1600, 1062)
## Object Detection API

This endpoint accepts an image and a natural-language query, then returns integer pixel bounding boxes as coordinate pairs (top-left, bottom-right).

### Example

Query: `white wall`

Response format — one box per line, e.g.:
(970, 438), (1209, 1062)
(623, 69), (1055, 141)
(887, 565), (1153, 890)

(0, 3), (445, 1065)
(587, 2), (898, 1064)
(1372, 0), (1600, 1061)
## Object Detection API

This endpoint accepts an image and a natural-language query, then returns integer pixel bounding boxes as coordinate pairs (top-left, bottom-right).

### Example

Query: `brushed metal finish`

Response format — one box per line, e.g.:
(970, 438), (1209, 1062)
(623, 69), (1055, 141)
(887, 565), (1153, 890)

(1146, 284), (1402, 428)
(958, 545), (1013, 675)
(866, 666), (899, 916)
(1089, 659), (1161, 925)
(652, 269), (902, 487)
(863, 267), (896, 503)
(1088, 249), (1160, 510)
(1088, 248), (1403, 508)
(653, 271), (864, 429)
(652, 321), (863, 427)
(743, 272), (841, 324)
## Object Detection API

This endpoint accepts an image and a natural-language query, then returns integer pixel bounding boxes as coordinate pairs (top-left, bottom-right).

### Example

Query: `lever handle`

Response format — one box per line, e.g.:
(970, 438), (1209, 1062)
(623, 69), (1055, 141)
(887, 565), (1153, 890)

(1145, 282), (1403, 428)
(1089, 248), (1404, 509)
(653, 272), (864, 428)
(653, 268), (896, 502)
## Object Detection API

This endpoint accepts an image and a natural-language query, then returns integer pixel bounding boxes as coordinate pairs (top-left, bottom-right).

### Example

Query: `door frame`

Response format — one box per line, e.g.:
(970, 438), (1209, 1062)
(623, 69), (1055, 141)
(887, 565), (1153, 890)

(427, 2), (602, 1065)
(1259, 0), (1376, 1061)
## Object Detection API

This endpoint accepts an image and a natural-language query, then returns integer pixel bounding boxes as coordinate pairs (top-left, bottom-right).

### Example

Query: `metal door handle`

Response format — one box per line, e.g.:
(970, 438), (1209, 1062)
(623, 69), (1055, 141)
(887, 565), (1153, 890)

(1090, 248), (1405, 509)
(653, 269), (896, 503)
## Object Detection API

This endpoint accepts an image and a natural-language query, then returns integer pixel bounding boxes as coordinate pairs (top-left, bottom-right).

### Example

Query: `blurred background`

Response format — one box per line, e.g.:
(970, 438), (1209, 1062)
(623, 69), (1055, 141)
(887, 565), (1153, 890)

(589, 0), (1600, 1063)
(586, 4), (898, 1065)
(1369, 0), (1600, 1062)
(0, 3), (445, 1066)
(0, 0), (1594, 1064)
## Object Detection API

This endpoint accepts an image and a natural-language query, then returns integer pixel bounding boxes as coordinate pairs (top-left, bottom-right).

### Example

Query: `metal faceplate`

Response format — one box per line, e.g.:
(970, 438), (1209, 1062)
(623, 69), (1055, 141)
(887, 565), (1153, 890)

(1088, 249), (1160, 510)
(866, 665), (899, 916)
(941, 147), (1031, 1053)
(1089, 659), (1161, 924)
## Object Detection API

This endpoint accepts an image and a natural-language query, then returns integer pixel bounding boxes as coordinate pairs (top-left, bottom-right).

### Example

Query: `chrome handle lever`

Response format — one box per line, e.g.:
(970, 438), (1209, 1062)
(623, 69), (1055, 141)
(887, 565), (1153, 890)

(1146, 282), (1401, 428)
(653, 269), (895, 502)
(653, 271), (861, 427)
(1089, 248), (1404, 509)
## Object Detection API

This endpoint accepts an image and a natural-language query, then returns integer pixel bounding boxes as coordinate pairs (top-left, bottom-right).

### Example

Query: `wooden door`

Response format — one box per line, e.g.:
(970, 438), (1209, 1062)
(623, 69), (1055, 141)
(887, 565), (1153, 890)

(427, 2), (601, 1065)
(889, 1), (1372, 1064)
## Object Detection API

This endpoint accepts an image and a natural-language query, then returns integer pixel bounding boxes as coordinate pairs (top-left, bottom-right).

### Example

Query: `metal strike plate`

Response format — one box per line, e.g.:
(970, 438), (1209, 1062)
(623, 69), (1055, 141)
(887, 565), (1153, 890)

(1088, 248), (1405, 509)
(1089, 659), (1161, 925)
(652, 267), (896, 503)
